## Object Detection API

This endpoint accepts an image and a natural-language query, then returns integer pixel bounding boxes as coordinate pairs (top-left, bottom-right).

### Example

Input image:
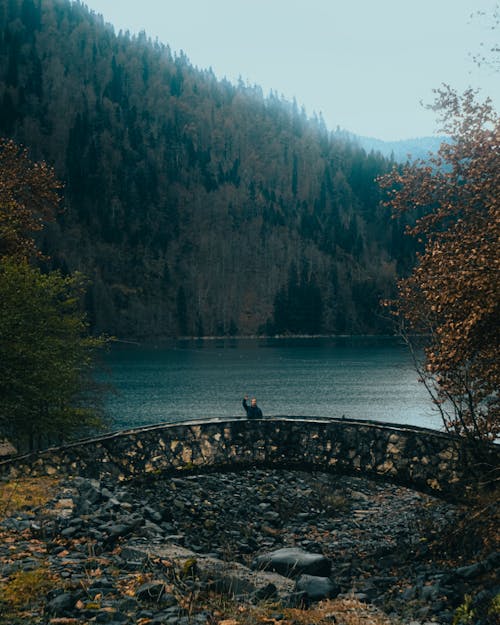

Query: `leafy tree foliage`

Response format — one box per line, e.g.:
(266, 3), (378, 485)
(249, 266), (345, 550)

(0, 260), (105, 450)
(0, 137), (107, 450)
(379, 88), (499, 441)
(0, 0), (412, 338)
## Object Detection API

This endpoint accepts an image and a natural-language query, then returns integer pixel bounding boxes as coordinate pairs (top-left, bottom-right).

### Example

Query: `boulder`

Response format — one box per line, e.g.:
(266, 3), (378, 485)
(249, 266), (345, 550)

(252, 548), (331, 578)
(296, 574), (340, 601)
(143, 544), (295, 600)
(46, 592), (77, 615)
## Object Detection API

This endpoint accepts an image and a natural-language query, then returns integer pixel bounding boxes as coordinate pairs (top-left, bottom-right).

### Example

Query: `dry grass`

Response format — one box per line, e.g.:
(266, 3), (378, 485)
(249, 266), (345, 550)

(285, 597), (400, 625)
(200, 596), (400, 625)
(114, 564), (400, 625)
(0, 564), (58, 609)
(0, 477), (59, 520)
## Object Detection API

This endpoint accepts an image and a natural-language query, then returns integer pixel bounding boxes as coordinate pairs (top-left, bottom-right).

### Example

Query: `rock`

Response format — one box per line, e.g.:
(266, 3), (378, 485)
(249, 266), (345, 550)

(252, 548), (331, 578)
(104, 515), (143, 544)
(295, 574), (340, 601)
(137, 610), (154, 619)
(263, 510), (281, 524)
(61, 526), (78, 538)
(88, 577), (116, 592)
(46, 591), (77, 615)
(455, 561), (485, 579)
(149, 615), (177, 625)
(94, 609), (129, 623)
(485, 551), (500, 568)
(75, 478), (102, 512)
(357, 579), (380, 601)
(252, 582), (278, 601)
(106, 523), (133, 541)
(280, 591), (309, 608)
(352, 592), (369, 602)
(100, 486), (114, 499)
(119, 545), (150, 566)
(402, 585), (418, 600)
(118, 597), (139, 610)
(140, 519), (165, 538)
(144, 505), (163, 523)
(135, 581), (169, 602)
(164, 534), (185, 545)
(421, 583), (440, 601)
(148, 543), (296, 601)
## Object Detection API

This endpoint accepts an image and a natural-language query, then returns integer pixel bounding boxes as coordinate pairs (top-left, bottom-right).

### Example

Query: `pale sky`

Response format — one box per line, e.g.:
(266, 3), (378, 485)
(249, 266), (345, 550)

(82, 0), (499, 141)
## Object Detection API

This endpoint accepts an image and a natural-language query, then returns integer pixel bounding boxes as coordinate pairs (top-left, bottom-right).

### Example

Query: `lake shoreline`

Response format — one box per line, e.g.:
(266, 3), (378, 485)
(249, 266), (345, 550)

(110, 333), (405, 347)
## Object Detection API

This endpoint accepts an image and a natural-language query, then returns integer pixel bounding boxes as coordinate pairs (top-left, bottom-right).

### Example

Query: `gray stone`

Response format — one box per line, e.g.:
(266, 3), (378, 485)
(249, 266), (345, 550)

(263, 510), (281, 524)
(296, 574), (340, 601)
(106, 524), (133, 541)
(421, 584), (440, 600)
(150, 616), (178, 625)
(252, 547), (331, 578)
(95, 611), (129, 623)
(118, 597), (139, 610)
(352, 592), (370, 602)
(119, 545), (150, 564)
(144, 505), (163, 523)
(140, 519), (165, 538)
(158, 593), (179, 607)
(89, 577), (115, 590)
(402, 585), (418, 600)
(105, 515), (143, 543)
(252, 582), (278, 601)
(164, 534), (185, 544)
(135, 581), (168, 602)
(100, 487), (114, 499)
(455, 562), (485, 579)
(79, 479), (102, 503)
(280, 591), (309, 608)
(47, 592), (77, 615)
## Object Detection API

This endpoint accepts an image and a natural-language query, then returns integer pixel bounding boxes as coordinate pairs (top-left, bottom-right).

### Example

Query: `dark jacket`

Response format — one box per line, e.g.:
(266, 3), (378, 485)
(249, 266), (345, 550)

(243, 398), (263, 418)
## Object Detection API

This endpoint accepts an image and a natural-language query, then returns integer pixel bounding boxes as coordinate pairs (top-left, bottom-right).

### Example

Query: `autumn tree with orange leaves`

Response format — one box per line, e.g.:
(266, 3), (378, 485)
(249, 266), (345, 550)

(0, 139), (107, 452)
(0, 138), (61, 260)
(379, 87), (499, 442)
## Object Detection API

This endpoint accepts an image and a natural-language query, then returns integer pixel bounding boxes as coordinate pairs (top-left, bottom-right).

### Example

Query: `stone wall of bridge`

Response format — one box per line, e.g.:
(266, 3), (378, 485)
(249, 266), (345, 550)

(1, 417), (499, 501)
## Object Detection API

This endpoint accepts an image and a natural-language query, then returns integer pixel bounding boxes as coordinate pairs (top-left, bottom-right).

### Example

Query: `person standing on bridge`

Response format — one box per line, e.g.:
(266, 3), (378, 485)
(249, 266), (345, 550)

(243, 395), (263, 418)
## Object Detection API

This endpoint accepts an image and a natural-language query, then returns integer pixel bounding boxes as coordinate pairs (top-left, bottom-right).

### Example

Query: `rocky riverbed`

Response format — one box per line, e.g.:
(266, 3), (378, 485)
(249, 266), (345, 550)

(0, 469), (498, 624)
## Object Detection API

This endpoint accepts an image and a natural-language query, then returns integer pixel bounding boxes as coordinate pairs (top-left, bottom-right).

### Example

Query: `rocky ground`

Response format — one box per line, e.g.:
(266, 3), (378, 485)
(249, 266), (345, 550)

(0, 469), (498, 624)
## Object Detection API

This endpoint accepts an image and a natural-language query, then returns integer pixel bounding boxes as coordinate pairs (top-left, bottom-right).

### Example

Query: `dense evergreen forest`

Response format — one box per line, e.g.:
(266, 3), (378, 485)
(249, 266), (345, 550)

(0, 0), (417, 338)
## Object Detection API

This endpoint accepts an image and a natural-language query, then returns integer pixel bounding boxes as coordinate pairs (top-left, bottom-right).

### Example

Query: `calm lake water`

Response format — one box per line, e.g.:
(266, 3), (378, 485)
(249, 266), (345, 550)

(103, 337), (442, 432)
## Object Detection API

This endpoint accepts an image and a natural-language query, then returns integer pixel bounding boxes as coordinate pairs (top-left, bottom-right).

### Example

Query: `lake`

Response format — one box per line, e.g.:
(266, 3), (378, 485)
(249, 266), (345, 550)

(102, 337), (442, 432)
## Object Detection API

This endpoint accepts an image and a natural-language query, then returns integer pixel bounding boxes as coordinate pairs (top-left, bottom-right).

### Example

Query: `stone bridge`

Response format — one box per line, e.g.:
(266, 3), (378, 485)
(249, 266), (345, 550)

(1, 417), (499, 501)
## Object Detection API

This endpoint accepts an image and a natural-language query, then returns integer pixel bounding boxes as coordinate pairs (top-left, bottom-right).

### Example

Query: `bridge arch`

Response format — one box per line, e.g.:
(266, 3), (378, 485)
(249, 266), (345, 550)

(1, 417), (498, 502)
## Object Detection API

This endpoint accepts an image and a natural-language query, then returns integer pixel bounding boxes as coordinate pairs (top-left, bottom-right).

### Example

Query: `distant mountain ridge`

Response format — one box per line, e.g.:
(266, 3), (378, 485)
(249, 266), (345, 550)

(354, 135), (446, 162)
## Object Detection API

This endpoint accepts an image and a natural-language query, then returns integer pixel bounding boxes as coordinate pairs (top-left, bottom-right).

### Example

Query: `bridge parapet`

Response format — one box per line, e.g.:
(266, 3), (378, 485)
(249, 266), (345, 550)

(1, 417), (498, 501)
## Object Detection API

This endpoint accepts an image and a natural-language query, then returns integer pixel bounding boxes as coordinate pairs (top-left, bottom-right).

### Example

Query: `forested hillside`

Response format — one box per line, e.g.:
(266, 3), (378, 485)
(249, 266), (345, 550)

(0, 0), (416, 338)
